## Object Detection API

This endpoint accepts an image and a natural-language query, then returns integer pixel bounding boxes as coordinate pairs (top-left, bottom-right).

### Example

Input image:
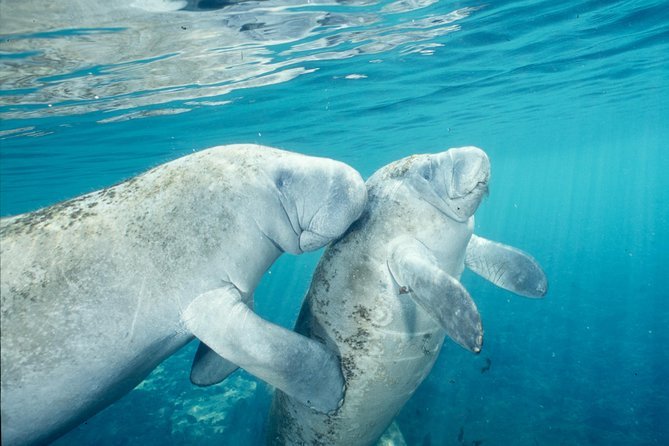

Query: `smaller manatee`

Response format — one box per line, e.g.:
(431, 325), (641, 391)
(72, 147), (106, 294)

(268, 146), (547, 446)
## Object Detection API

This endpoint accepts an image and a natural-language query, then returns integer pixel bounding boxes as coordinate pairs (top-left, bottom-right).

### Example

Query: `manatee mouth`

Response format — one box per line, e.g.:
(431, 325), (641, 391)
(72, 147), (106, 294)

(454, 180), (489, 199)
(439, 181), (489, 222)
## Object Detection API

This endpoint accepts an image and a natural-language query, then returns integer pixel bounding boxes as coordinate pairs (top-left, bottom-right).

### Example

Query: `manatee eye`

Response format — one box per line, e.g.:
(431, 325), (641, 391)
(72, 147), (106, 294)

(274, 170), (291, 189)
(419, 164), (432, 181)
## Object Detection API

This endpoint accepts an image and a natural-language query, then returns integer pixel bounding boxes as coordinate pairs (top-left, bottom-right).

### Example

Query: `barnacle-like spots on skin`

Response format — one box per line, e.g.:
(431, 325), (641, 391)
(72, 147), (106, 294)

(351, 304), (372, 323)
(324, 415), (337, 442)
(6, 286), (32, 304)
(320, 277), (331, 293)
(339, 210), (370, 239)
(341, 355), (358, 381)
(422, 333), (434, 356)
(1, 194), (101, 237)
(320, 243), (342, 264)
(343, 327), (370, 351)
(386, 155), (419, 179)
(308, 412), (338, 446)
(271, 394), (305, 445)
(101, 188), (116, 201)
(309, 262), (333, 297)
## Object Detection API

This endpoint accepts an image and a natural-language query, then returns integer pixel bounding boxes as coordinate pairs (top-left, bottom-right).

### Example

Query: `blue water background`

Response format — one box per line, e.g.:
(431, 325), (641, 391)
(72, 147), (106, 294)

(1, 0), (668, 444)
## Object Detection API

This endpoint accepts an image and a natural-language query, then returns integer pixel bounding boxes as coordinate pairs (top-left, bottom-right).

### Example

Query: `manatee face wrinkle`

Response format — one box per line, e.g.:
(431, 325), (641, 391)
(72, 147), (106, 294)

(301, 169), (367, 251)
(266, 168), (303, 254)
(448, 157), (489, 198)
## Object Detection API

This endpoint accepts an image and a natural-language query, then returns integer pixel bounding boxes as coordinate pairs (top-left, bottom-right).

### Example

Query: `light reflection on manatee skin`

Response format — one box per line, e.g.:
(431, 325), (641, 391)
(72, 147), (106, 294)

(0, 0), (480, 122)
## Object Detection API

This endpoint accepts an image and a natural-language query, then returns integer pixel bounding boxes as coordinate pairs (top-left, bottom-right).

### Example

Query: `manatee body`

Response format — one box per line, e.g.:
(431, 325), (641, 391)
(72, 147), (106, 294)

(0, 144), (367, 446)
(268, 146), (547, 445)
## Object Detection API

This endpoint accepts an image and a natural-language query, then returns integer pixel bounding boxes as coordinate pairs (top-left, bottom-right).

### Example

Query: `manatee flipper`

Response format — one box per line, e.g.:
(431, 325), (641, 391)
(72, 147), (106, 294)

(191, 293), (257, 386)
(465, 234), (548, 298)
(183, 284), (344, 412)
(190, 341), (240, 386)
(387, 238), (483, 353)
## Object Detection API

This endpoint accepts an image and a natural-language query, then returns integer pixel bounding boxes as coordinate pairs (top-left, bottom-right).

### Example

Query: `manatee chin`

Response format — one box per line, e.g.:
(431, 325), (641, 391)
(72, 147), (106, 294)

(299, 230), (330, 252)
(443, 181), (489, 222)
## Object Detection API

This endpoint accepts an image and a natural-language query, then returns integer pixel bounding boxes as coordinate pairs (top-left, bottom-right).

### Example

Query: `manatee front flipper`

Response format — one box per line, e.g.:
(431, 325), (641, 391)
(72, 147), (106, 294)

(465, 234), (548, 298)
(190, 341), (239, 386)
(182, 285), (344, 413)
(191, 294), (256, 386)
(387, 238), (483, 353)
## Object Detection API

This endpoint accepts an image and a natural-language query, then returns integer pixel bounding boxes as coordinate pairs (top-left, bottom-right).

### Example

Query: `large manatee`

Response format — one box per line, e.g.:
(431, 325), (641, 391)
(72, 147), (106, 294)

(0, 144), (367, 446)
(268, 146), (547, 445)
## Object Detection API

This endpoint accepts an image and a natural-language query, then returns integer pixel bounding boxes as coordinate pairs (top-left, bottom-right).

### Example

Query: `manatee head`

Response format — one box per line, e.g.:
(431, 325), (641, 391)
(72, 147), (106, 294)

(407, 146), (490, 222)
(270, 154), (367, 254)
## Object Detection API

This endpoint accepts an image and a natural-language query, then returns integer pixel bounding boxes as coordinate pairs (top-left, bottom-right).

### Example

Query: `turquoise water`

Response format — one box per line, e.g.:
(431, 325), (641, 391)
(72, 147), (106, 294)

(1, 0), (668, 444)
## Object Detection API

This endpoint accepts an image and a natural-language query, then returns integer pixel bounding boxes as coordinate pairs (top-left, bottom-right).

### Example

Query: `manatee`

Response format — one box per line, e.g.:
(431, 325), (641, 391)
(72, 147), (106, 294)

(267, 146), (547, 445)
(0, 144), (367, 446)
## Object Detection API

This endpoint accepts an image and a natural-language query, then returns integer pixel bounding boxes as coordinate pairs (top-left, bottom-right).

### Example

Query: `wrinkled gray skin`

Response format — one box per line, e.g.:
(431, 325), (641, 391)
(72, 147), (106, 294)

(0, 144), (367, 446)
(268, 146), (547, 446)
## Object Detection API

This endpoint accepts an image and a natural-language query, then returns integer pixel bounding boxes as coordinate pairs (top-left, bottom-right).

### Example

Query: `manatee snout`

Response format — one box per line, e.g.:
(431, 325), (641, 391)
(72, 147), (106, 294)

(435, 146), (491, 221)
(447, 146), (491, 199)
(299, 163), (367, 252)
